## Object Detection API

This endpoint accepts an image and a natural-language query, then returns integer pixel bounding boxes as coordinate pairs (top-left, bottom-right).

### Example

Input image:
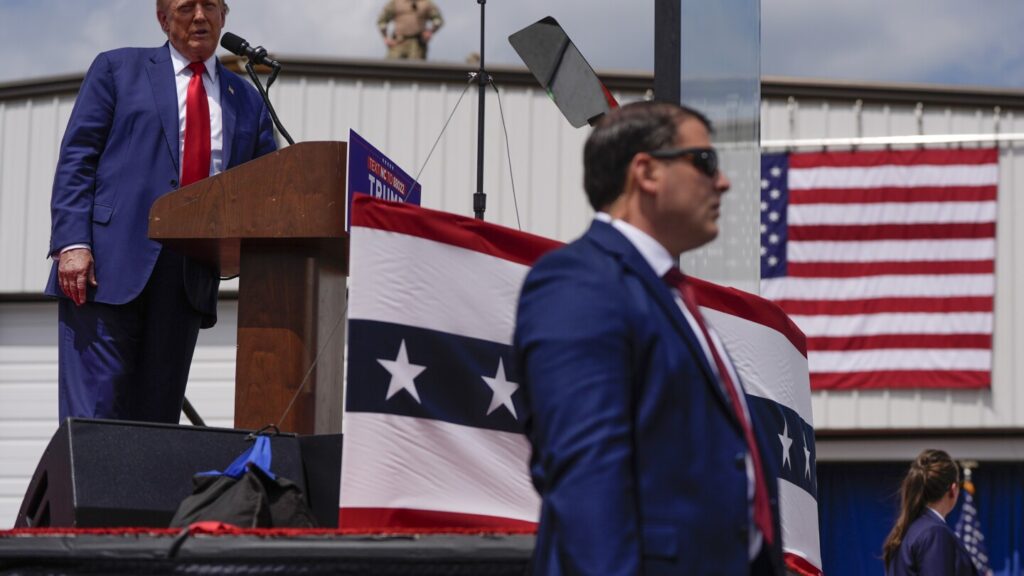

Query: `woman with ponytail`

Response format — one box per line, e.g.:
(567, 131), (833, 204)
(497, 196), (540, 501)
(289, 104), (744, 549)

(883, 449), (978, 576)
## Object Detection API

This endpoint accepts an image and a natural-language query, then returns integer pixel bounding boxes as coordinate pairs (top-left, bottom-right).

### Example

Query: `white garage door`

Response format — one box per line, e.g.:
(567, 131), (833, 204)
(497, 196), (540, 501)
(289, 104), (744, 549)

(0, 300), (238, 528)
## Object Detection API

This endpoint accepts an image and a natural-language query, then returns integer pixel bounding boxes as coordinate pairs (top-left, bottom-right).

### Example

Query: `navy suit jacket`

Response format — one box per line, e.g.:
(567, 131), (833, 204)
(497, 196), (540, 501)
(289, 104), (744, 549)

(46, 44), (276, 327)
(888, 512), (978, 576)
(514, 220), (783, 575)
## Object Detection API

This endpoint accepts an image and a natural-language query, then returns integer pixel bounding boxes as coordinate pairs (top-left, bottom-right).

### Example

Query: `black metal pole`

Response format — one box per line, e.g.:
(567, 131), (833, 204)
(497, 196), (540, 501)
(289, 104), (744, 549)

(653, 0), (681, 104)
(244, 61), (294, 146)
(473, 0), (487, 220)
(182, 397), (206, 427)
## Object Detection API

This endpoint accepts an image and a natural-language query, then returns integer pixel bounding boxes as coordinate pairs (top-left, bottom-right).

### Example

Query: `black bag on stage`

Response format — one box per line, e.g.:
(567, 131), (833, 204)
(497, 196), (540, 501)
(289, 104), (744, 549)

(169, 435), (318, 528)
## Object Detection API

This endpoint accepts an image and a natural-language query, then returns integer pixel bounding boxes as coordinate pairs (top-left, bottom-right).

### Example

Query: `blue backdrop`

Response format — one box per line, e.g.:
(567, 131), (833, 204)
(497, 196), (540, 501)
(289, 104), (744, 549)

(818, 461), (1024, 575)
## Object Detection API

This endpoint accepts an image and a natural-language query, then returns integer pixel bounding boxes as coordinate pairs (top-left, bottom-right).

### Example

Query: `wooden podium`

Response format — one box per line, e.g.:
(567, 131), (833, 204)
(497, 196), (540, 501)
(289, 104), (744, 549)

(149, 142), (348, 435)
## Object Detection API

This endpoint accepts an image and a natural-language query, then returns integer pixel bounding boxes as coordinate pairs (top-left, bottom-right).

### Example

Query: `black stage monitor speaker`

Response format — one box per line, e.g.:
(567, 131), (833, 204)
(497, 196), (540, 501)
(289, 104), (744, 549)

(298, 433), (343, 528)
(14, 419), (340, 528)
(509, 16), (617, 127)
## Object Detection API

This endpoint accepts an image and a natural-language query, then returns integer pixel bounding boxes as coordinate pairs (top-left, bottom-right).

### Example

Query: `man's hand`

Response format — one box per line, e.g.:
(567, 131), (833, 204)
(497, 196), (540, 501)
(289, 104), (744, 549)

(422, 29), (433, 42)
(58, 248), (97, 306)
(384, 36), (398, 47)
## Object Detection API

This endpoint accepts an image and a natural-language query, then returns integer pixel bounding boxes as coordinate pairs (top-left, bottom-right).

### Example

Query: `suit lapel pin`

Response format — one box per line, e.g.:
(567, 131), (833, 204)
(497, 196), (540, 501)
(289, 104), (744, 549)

(228, 85), (235, 95)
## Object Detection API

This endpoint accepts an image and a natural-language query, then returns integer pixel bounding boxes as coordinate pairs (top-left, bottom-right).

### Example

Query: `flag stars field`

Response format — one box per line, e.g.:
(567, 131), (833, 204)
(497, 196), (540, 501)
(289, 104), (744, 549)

(374, 337), (522, 419)
(779, 419), (794, 470)
(377, 339), (427, 403)
(802, 432), (812, 480)
(481, 358), (520, 419)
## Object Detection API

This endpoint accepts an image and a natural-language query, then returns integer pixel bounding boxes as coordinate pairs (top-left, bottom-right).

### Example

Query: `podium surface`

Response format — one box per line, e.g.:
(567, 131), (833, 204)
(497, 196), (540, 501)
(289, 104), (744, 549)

(150, 141), (348, 434)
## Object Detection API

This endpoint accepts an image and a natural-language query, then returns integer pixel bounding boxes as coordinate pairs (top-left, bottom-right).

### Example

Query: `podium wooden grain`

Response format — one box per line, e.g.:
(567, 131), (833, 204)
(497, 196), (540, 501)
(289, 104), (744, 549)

(149, 142), (348, 434)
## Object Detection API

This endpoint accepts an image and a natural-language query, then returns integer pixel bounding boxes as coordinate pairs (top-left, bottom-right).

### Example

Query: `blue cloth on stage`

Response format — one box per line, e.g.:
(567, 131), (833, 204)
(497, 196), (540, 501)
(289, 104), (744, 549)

(200, 435), (277, 481)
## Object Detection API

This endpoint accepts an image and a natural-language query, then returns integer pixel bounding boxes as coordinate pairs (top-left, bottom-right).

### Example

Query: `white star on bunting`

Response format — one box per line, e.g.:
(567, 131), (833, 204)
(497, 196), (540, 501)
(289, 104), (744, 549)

(377, 339), (426, 404)
(481, 358), (519, 419)
(802, 431), (812, 480)
(779, 419), (794, 469)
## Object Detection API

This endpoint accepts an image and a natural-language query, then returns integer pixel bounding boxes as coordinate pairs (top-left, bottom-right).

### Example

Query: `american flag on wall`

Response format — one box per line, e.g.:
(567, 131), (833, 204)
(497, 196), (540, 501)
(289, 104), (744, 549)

(340, 196), (822, 575)
(954, 473), (993, 576)
(760, 149), (998, 390)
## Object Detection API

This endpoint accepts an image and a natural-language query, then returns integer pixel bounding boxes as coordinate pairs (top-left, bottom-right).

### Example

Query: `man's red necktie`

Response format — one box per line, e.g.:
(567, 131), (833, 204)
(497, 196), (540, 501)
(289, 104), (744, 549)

(181, 62), (211, 187)
(664, 268), (775, 546)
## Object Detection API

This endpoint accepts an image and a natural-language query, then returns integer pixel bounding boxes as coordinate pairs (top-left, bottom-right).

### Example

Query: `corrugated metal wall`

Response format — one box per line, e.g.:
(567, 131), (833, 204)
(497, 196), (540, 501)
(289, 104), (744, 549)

(0, 93), (72, 526)
(0, 96), (74, 294)
(1, 62), (1023, 526)
(268, 74), (597, 240)
(0, 300), (238, 527)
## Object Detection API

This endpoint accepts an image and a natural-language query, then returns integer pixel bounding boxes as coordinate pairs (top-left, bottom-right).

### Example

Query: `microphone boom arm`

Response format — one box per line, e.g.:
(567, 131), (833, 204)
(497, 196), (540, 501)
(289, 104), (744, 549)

(244, 60), (294, 146)
(222, 33), (293, 145)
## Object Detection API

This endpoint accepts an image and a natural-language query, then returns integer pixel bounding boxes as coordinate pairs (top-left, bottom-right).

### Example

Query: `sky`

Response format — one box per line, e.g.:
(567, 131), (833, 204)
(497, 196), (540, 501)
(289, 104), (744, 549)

(0, 0), (1021, 89)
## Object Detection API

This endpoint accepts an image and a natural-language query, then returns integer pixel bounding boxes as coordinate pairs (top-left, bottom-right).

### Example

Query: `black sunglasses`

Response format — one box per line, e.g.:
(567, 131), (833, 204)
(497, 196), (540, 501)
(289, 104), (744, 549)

(647, 147), (719, 178)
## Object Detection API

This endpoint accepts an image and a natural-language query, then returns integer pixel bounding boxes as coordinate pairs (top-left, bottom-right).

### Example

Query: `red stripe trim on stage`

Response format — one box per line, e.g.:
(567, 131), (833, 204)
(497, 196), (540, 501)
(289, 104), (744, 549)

(350, 195), (561, 266)
(790, 186), (997, 204)
(785, 553), (824, 576)
(689, 276), (807, 357)
(774, 296), (993, 315)
(339, 507), (539, 533)
(1, 524), (535, 537)
(789, 148), (998, 168)
(811, 370), (990, 390)
(788, 222), (996, 241)
(808, 334), (992, 352)
(786, 260), (994, 278)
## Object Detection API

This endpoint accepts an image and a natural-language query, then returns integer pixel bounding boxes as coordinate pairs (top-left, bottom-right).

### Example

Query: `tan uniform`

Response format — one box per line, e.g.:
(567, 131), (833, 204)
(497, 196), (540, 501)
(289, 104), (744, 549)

(377, 0), (443, 60)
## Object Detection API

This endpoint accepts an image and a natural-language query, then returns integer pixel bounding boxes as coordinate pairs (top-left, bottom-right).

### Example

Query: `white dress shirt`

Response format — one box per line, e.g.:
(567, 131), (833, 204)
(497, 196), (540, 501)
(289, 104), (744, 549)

(168, 43), (224, 180)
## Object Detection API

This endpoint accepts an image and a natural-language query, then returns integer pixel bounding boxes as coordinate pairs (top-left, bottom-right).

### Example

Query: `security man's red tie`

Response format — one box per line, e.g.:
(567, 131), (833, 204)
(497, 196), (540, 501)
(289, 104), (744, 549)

(664, 268), (775, 546)
(181, 62), (211, 187)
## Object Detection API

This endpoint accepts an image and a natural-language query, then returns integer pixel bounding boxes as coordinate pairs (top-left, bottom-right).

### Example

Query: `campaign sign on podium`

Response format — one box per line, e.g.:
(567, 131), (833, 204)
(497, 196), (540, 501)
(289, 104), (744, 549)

(346, 130), (422, 230)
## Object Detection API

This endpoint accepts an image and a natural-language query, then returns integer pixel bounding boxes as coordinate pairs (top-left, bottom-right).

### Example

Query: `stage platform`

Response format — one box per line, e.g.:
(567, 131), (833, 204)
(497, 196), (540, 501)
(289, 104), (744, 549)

(0, 527), (534, 575)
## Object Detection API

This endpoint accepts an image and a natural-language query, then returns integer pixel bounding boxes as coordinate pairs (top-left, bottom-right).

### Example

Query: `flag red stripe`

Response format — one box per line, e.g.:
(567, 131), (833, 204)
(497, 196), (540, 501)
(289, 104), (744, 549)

(810, 370), (990, 390)
(788, 223), (996, 241)
(351, 195), (561, 266)
(789, 148), (998, 168)
(774, 296), (993, 315)
(786, 260), (994, 278)
(690, 276), (807, 356)
(601, 83), (619, 109)
(808, 334), (992, 351)
(790, 186), (996, 204)
(339, 507), (538, 532)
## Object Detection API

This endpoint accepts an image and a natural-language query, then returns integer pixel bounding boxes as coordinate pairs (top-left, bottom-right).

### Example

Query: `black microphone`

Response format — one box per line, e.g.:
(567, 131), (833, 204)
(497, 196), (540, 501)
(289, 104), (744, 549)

(220, 32), (281, 69)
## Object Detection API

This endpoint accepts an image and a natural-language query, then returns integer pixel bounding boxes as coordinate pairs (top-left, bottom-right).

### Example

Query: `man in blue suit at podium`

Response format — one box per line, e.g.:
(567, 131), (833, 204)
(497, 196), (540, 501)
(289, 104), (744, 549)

(46, 0), (276, 423)
(515, 101), (784, 575)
